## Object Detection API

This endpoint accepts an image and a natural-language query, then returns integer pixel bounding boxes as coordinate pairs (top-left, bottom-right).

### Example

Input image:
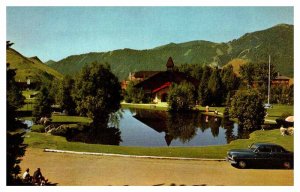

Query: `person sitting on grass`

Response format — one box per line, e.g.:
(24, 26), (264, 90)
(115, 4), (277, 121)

(33, 168), (48, 185)
(22, 168), (32, 183)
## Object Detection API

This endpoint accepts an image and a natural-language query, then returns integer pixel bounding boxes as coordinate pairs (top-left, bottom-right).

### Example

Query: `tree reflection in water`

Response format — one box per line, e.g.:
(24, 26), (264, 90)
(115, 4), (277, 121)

(65, 108), (252, 146)
(132, 109), (240, 146)
(66, 125), (122, 145)
(166, 112), (199, 144)
(66, 112), (123, 145)
(222, 118), (236, 143)
(209, 117), (221, 137)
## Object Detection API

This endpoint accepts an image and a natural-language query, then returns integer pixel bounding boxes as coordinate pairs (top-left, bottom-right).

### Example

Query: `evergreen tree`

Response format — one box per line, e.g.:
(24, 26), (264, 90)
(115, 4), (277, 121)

(6, 44), (27, 185)
(57, 75), (77, 115)
(208, 67), (224, 106)
(7, 64), (25, 131)
(221, 65), (240, 95)
(198, 66), (212, 106)
(240, 62), (256, 88)
(33, 85), (53, 120)
(223, 93), (231, 121)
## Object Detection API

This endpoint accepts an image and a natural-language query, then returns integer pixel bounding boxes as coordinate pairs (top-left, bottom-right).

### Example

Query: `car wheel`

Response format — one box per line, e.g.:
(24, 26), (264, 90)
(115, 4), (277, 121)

(238, 160), (247, 169)
(283, 161), (292, 169)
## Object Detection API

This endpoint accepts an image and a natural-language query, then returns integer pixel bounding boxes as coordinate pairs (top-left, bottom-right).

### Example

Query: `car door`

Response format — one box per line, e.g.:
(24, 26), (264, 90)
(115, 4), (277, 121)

(255, 146), (272, 166)
(270, 146), (288, 166)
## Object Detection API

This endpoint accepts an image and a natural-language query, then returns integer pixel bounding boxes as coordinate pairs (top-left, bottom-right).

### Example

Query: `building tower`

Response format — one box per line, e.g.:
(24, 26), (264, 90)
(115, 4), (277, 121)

(166, 57), (174, 71)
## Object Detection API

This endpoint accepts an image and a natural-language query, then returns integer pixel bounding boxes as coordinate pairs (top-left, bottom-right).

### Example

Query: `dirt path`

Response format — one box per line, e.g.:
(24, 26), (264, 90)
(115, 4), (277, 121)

(20, 148), (293, 186)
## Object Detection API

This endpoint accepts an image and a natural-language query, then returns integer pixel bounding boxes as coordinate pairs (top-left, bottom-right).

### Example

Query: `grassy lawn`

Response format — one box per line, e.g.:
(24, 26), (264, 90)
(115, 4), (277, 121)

(51, 115), (92, 124)
(265, 104), (294, 121)
(121, 102), (168, 111)
(24, 128), (293, 159)
(122, 103), (293, 123)
(22, 90), (39, 98)
(18, 90), (38, 111)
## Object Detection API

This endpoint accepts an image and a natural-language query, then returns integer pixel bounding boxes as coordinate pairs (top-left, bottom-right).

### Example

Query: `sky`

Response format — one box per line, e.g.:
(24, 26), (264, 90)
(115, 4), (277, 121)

(7, 6), (293, 62)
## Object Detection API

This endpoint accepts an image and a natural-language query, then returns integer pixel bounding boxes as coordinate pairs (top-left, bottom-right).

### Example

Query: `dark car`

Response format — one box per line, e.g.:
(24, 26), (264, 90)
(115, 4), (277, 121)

(226, 143), (293, 169)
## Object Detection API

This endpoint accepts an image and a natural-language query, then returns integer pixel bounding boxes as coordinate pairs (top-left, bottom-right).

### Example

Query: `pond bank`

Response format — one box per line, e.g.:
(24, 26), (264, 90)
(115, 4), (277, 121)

(24, 128), (293, 159)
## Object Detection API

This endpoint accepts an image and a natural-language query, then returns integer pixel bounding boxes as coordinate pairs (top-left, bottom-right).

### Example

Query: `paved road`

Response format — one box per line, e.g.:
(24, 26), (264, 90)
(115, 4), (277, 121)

(20, 148), (293, 186)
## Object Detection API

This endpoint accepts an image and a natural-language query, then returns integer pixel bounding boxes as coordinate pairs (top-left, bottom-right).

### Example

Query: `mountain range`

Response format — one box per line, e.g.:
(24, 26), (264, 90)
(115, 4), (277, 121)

(48, 24), (293, 80)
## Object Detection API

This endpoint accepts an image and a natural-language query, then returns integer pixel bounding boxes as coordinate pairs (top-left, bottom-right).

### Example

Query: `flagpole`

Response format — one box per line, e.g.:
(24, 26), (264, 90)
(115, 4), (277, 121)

(268, 55), (271, 105)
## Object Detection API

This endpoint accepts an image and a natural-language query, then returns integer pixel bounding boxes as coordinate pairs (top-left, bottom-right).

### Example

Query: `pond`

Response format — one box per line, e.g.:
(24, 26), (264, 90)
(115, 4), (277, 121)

(22, 119), (33, 132)
(66, 108), (251, 147)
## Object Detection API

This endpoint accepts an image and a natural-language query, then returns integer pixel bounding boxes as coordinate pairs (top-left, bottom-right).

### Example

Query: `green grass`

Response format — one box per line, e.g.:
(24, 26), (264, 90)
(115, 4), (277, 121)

(51, 115), (92, 124)
(20, 117), (34, 121)
(24, 129), (293, 159)
(121, 102), (168, 111)
(31, 125), (45, 133)
(265, 104), (294, 121)
(18, 103), (35, 111)
(123, 103), (293, 123)
(17, 91), (38, 111)
(22, 90), (38, 99)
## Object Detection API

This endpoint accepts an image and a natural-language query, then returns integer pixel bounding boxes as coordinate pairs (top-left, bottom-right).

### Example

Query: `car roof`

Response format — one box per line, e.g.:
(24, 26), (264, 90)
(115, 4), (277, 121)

(253, 143), (282, 147)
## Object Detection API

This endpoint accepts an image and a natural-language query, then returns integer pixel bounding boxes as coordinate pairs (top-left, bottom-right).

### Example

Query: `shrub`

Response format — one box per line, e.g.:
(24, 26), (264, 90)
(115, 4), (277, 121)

(229, 90), (266, 130)
(31, 125), (45, 133)
(168, 81), (196, 111)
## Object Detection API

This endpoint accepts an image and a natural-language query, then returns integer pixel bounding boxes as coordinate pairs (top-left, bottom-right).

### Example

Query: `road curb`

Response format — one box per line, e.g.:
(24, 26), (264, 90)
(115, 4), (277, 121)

(44, 149), (226, 161)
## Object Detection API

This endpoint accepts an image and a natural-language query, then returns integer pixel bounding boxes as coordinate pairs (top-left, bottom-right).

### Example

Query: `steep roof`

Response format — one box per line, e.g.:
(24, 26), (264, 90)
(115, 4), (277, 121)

(166, 57), (174, 68)
(134, 71), (199, 93)
(132, 71), (160, 78)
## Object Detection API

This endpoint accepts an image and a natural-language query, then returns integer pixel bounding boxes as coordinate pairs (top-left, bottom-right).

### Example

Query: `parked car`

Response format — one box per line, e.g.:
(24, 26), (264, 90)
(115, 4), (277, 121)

(226, 143), (293, 169)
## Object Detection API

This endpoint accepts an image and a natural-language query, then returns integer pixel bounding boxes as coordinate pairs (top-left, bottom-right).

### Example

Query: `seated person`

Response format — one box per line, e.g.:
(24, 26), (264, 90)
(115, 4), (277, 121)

(22, 168), (32, 183)
(33, 168), (47, 185)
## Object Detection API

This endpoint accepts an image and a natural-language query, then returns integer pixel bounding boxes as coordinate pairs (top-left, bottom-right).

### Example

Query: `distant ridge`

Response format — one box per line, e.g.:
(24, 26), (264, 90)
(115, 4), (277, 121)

(45, 59), (57, 66)
(48, 24), (293, 80)
(7, 48), (63, 83)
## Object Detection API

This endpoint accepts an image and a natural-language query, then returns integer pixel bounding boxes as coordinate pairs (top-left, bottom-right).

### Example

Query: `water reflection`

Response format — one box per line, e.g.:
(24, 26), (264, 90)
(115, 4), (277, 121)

(65, 108), (252, 147)
(130, 109), (244, 146)
(66, 125), (122, 145)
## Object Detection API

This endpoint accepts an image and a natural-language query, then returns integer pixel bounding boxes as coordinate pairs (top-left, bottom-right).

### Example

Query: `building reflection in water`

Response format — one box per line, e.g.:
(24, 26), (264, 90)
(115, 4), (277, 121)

(132, 108), (238, 146)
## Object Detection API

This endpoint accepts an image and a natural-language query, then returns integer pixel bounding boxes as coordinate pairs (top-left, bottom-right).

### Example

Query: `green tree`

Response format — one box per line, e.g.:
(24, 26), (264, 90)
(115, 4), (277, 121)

(56, 75), (77, 115)
(223, 93), (231, 121)
(240, 62), (256, 88)
(221, 65), (240, 95)
(168, 81), (196, 111)
(7, 64), (25, 131)
(198, 66), (212, 106)
(177, 63), (203, 80)
(124, 81), (148, 103)
(33, 85), (53, 120)
(229, 90), (266, 130)
(6, 42), (27, 185)
(255, 62), (277, 87)
(208, 67), (224, 106)
(74, 62), (122, 127)
(7, 132), (27, 185)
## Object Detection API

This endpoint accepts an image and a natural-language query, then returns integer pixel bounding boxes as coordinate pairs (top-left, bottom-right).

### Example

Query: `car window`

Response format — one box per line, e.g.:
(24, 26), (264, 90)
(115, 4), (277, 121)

(272, 146), (285, 152)
(249, 144), (258, 151)
(257, 146), (272, 152)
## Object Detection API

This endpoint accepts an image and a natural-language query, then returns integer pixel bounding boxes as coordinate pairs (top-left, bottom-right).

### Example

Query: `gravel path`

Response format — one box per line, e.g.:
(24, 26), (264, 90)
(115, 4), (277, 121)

(20, 148), (293, 186)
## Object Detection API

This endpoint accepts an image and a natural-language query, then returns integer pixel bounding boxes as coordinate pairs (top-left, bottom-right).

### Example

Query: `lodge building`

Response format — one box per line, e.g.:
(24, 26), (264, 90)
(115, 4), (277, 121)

(133, 57), (199, 103)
